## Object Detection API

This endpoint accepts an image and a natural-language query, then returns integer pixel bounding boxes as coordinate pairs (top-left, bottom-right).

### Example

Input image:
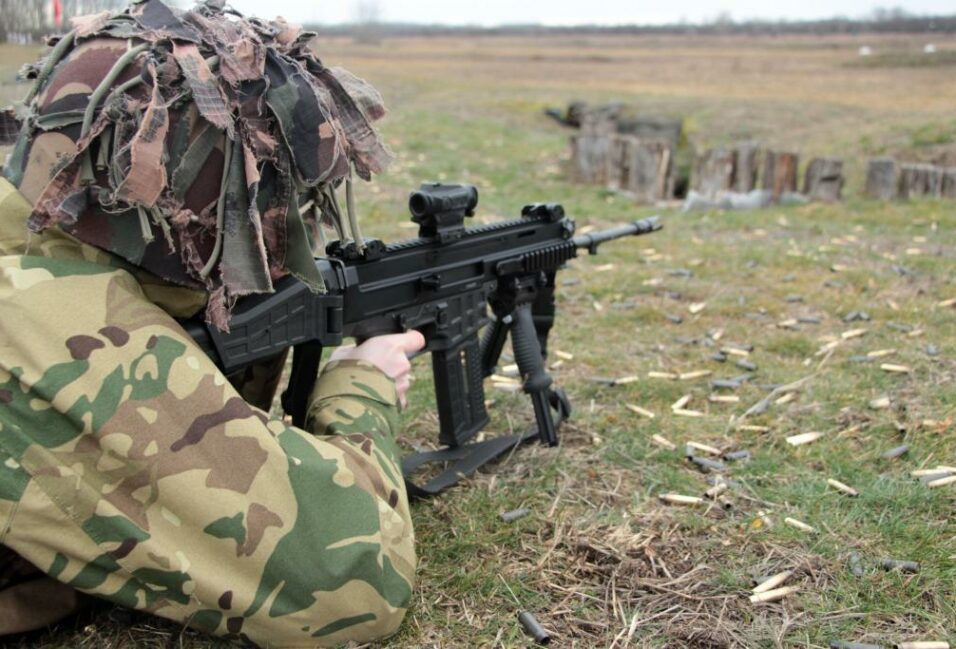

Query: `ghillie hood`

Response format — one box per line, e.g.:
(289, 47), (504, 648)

(3, 0), (391, 329)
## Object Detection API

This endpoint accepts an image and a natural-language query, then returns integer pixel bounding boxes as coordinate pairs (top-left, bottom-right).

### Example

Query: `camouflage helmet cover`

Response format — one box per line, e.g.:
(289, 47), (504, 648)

(3, 0), (391, 328)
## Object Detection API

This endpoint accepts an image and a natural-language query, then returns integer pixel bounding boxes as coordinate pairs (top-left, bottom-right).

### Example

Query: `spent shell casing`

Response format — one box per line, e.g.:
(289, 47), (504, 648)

(716, 495), (734, 510)
(737, 424), (770, 432)
(711, 379), (741, 390)
(918, 472), (953, 484)
(626, 403), (656, 419)
(704, 482), (728, 499)
(827, 478), (860, 497)
(748, 585), (799, 603)
(671, 394), (692, 410)
(659, 493), (704, 506)
(882, 444), (909, 460)
(651, 434), (676, 450)
(927, 475), (956, 488)
(787, 431), (824, 446)
(896, 643), (950, 649)
(723, 449), (752, 462)
(500, 508), (531, 523)
(880, 363), (912, 374)
(687, 441), (722, 456)
(752, 569), (793, 594)
(829, 642), (884, 649)
(784, 517), (817, 533)
(880, 559), (920, 573)
(690, 456), (728, 473)
(709, 394), (740, 403)
(736, 359), (758, 372)
(517, 611), (551, 645)
(848, 552), (864, 577)
(911, 468), (950, 477)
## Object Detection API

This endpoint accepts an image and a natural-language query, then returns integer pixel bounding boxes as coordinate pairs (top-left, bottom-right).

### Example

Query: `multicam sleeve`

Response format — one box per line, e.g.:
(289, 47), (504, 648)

(0, 256), (414, 648)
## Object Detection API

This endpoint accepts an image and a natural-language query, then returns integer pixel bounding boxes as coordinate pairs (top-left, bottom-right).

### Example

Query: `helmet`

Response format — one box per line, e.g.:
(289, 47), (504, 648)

(4, 0), (391, 328)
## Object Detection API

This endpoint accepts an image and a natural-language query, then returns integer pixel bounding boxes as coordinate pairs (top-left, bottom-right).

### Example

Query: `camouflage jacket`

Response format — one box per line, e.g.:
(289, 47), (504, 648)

(0, 177), (415, 646)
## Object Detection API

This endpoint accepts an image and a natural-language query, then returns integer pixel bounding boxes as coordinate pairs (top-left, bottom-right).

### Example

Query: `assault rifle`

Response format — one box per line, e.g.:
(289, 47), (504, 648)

(185, 183), (661, 496)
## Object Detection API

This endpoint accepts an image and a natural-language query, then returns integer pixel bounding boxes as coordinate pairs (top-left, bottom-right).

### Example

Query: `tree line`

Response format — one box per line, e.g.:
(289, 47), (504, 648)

(0, 0), (126, 42)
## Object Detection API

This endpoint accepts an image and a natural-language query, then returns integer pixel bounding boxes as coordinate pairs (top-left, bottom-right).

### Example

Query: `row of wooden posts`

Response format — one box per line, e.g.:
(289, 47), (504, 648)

(570, 134), (956, 204)
(865, 158), (956, 200)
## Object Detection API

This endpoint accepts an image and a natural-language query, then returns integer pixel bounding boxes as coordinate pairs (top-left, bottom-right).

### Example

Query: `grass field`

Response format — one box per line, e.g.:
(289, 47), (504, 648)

(1, 31), (955, 649)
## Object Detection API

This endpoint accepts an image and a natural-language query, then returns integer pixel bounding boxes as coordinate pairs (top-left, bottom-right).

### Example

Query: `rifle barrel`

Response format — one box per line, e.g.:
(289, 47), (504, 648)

(572, 216), (661, 254)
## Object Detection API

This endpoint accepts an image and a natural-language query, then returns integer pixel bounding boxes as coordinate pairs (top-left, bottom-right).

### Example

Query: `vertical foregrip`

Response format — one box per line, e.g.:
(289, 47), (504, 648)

(511, 304), (558, 446)
(511, 305), (552, 394)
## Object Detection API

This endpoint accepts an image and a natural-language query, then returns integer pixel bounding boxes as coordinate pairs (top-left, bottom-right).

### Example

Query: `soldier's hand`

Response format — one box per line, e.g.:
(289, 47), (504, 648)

(329, 331), (426, 408)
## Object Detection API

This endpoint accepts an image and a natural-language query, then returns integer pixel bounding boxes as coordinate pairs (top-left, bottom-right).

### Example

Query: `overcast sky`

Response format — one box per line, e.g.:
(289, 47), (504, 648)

(217, 0), (953, 26)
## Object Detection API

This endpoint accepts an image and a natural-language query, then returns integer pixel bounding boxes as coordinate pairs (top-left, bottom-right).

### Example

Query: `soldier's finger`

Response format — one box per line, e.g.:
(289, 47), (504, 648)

(396, 330), (425, 354)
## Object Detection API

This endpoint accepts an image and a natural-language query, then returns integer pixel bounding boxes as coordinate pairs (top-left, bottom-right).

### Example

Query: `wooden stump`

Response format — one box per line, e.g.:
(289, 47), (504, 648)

(941, 167), (956, 198)
(865, 158), (899, 200)
(732, 143), (760, 192)
(762, 151), (799, 200)
(899, 163), (942, 198)
(604, 136), (632, 191)
(692, 147), (734, 198)
(626, 139), (673, 203)
(570, 135), (610, 184)
(605, 136), (673, 202)
(803, 157), (844, 202)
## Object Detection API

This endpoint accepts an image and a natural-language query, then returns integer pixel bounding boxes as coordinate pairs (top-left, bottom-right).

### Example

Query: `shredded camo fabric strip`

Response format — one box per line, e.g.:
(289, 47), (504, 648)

(4, 0), (392, 329)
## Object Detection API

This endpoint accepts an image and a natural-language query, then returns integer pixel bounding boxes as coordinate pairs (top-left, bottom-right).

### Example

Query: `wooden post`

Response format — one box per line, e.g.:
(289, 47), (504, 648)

(865, 158), (899, 200)
(625, 139), (673, 203)
(899, 163), (943, 199)
(692, 147), (734, 198)
(732, 143), (760, 192)
(941, 167), (956, 199)
(762, 151), (799, 200)
(803, 157), (844, 202)
(604, 136), (673, 203)
(927, 165), (943, 196)
(570, 135), (610, 185)
(604, 135), (632, 191)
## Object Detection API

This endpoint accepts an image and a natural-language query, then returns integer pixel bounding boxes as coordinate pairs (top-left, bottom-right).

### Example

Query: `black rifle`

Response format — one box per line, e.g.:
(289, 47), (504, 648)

(185, 183), (660, 496)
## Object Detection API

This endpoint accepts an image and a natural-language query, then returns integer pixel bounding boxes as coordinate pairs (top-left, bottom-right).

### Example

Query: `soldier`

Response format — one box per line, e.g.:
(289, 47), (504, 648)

(0, 1), (421, 646)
